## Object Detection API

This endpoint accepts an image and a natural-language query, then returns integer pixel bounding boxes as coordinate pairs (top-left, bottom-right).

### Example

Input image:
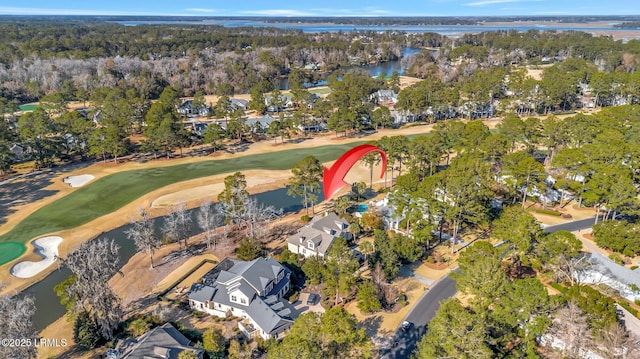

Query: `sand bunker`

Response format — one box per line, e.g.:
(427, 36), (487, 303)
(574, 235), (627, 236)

(63, 174), (94, 188)
(10, 236), (63, 279)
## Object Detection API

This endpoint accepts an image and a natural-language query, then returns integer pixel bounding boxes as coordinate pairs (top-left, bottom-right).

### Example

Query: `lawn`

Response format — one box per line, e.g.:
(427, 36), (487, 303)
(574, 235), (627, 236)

(18, 103), (38, 112)
(0, 142), (365, 264)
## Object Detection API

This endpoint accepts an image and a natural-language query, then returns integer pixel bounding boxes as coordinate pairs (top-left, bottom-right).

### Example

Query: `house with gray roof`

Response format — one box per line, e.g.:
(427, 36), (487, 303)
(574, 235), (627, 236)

(575, 252), (640, 302)
(188, 257), (293, 340)
(286, 212), (350, 258)
(112, 323), (203, 359)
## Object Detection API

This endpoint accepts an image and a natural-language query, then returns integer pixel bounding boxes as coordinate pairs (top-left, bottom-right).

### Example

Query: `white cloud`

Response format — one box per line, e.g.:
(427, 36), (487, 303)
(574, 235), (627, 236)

(239, 9), (313, 16)
(185, 8), (217, 13)
(466, 0), (541, 6)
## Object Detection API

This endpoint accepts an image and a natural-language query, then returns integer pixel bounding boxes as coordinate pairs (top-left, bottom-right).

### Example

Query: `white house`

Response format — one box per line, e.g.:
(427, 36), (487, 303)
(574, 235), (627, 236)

(286, 212), (349, 258)
(188, 257), (293, 340)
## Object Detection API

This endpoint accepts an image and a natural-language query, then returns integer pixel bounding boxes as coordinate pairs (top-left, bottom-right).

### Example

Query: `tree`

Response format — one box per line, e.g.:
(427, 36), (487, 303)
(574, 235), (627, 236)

(356, 280), (381, 313)
(414, 298), (493, 359)
(0, 286), (37, 358)
(18, 107), (60, 168)
(372, 229), (400, 281)
(359, 241), (373, 261)
(288, 156), (323, 216)
(492, 206), (544, 266)
(127, 318), (151, 337)
(334, 196), (352, 217)
(361, 149), (382, 189)
(267, 120), (284, 144)
(63, 238), (122, 340)
(178, 350), (200, 359)
(537, 230), (583, 276)
(203, 123), (225, 152)
(352, 181), (367, 201)
(501, 151), (546, 207)
(371, 106), (392, 129)
(302, 256), (325, 285)
(203, 326), (226, 356)
(228, 339), (251, 359)
(453, 241), (507, 308)
(324, 237), (359, 306)
(545, 301), (593, 358)
(162, 201), (193, 250)
(218, 172), (249, 225)
(268, 308), (374, 359)
(74, 310), (104, 350)
(197, 200), (224, 249)
(236, 238), (263, 261)
(126, 208), (161, 269)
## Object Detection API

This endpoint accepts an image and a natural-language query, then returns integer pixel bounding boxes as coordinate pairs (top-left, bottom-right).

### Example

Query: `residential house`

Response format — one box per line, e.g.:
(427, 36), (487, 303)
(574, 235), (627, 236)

(286, 212), (350, 258)
(230, 98), (249, 111)
(265, 95), (294, 112)
(110, 322), (204, 359)
(177, 100), (210, 117)
(10, 143), (24, 161)
(188, 257), (293, 340)
(371, 90), (398, 105)
(576, 252), (640, 302)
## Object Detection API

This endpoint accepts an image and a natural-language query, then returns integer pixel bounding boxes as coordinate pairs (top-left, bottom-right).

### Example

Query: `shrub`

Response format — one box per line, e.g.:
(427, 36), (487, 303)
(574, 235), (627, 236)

(632, 265), (639, 270)
(301, 214), (311, 222)
(532, 208), (562, 216)
(127, 318), (150, 337)
(609, 253), (624, 265)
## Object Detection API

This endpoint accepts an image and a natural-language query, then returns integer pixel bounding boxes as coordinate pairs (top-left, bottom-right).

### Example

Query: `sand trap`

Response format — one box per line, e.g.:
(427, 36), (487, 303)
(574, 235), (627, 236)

(63, 174), (94, 188)
(10, 236), (63, 278)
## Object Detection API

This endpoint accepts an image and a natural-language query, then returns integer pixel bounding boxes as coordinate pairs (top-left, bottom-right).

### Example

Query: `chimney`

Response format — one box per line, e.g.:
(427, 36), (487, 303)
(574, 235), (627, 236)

(299, 236), (305, 243)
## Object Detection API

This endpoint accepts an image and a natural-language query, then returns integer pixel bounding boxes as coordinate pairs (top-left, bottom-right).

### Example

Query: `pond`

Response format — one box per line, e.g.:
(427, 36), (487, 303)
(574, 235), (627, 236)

(25, 185), (324, 332)
(277, 47), (425, 90)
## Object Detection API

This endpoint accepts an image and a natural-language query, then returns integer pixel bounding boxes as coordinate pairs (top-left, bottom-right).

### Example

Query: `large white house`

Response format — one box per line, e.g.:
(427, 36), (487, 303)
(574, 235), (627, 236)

(286, 212), (349, 258)
(188, 257), (293, 340)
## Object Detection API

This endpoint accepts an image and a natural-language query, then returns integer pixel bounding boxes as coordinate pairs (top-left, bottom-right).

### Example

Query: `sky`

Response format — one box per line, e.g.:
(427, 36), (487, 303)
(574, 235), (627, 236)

(0, 0), (638, 17)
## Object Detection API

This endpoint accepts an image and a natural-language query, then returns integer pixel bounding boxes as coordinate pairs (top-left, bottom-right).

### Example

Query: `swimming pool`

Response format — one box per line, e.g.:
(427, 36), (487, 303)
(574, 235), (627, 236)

(355, 204), (369, 213)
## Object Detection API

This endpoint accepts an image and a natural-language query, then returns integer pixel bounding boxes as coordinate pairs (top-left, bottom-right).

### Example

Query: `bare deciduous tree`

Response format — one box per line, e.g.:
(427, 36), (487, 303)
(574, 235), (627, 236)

(162, 201), (192, 250)
(0, 284), (37, 359)
(125, 207), (161, 269)
(546, 300), (593, 359)
(196, 199), (224, 249)
(597, 322), (639, 359)
(63, 238), (122, 340)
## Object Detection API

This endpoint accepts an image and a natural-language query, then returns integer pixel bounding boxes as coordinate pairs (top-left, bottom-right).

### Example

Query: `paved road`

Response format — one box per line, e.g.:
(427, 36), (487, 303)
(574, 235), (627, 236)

(543, 217), (596, 233)
(382, 217), (597, 359)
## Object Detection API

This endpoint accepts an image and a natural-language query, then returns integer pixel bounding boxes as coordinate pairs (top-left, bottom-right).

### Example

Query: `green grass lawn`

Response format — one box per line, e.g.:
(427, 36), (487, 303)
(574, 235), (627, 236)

(0, 141), (368, 265)
(309, 87), (332, 95)
(18, 103), (39, 112)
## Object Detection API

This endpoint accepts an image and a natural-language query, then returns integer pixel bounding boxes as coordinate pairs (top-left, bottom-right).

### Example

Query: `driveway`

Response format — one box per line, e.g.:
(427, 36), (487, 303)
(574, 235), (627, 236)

(291, 292), (325, 317)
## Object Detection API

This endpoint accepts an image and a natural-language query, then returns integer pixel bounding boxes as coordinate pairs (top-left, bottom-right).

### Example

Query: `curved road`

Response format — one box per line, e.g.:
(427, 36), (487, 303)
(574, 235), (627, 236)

(382, 217), (596, 359)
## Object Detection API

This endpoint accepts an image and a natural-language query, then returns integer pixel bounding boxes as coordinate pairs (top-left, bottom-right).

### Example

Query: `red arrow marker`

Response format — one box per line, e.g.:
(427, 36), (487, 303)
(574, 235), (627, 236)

(323, 144), (387, 199)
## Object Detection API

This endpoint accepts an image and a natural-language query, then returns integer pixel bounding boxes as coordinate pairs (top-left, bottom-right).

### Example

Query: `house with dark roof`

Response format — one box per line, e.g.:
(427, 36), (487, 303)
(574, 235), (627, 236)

(188, 257), (293, 340)
(177, 100), (210, 117)
(286, 212), (350, 258)
(111, 323), (203, 359)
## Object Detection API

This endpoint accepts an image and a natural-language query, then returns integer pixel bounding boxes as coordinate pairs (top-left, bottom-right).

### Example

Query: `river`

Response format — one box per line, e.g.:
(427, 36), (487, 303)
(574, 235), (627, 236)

(25, 186), (322, 332)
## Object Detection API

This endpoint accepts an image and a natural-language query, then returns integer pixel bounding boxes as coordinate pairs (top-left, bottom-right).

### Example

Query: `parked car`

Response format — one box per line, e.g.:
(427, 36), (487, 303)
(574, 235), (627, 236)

(401, 321), (412, 331)
(307, 293), (319, 305)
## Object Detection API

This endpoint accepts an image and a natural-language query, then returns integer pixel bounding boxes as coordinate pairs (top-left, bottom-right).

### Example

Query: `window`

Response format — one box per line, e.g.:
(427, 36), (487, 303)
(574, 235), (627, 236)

(241, 298), (247, 304)
(308, 240), (314, 249)
(231, 295), (237, 302)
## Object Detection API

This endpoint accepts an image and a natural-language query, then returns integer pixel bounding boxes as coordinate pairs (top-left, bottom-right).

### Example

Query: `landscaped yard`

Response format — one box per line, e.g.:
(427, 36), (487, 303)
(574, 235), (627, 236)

(0, 142), (365, 264)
